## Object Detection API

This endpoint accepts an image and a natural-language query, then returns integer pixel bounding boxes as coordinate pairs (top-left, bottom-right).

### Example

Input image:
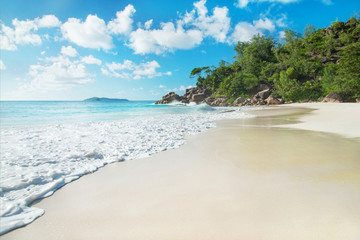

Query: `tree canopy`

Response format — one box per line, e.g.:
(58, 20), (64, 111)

(190, 15), (360, 102)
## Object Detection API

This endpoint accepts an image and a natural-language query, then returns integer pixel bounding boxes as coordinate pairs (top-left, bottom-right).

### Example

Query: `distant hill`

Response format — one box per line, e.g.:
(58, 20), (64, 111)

(84, 97), (129, 102)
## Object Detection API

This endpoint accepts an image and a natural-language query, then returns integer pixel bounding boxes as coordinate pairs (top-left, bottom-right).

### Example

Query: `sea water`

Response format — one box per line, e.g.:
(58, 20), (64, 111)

(0, 100), (254, 235)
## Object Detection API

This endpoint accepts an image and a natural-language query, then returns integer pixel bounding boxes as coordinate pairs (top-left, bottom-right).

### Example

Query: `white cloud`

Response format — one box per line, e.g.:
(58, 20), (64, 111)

(229, 18), (275, 44)
(0, 29), (18, 50)
(0, 19), (41, 50)
(81, 55), (102, 65)
(279, 30), (286, 40)
(20, 55), (93, 92)
(275, 14), (288, 27)
(173, 85), (194, 92)
(128, 22), (203, 55)
(185, 0), (231, 43)
(0, 60), (6, 70)
(61, 15), (113, 50)
(107, 4), (136, 35)
(254, 18), (275, 32)
(102, 60), (171, 80)
(35, 15), (61, 28)
(128, 0), (232, 54)
(159, 85), (166, 88)
(144, 19), (153, 30)
(61, 45), (78, 57)
(229, 22), (261, 43)
(0, 15), (61, 51)
(235, 0), (300, 8)
(236, 0), (250, 8)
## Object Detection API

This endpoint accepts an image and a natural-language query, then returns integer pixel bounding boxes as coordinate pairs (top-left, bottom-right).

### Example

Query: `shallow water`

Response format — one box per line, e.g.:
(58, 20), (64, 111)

(0, 101), (254, 235)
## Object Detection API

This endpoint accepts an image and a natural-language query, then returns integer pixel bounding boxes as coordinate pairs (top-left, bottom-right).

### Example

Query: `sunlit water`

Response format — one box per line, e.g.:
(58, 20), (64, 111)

(0, 100), (254, 235)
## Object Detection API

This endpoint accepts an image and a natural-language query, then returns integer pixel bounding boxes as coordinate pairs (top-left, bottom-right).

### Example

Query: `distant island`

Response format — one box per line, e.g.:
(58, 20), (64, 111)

(84, 97), (129, 102)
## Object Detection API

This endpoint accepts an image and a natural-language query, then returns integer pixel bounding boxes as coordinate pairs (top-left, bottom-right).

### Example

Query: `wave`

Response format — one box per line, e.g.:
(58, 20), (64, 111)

(0, 110), (254, 235)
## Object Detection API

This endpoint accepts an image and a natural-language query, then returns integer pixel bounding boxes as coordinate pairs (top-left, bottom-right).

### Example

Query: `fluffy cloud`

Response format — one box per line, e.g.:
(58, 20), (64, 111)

(81, 55), (102, 65)
(128, 0), (233, 54)
(20, 55), (93, 92)
(0, 15), (61, 51)
(61, 4), (136, 50)
(102, 60), (171, 80)
(0, 19), (41, 50)
(279, 30), (286, 40)
(35, 15), (61, 28)
(0, 60), (6, 70)
(228, 18), (275, 44)
(61, 15), (113, 50)
(235, 0), (299, 8)
(144, 20), (153, 30)
(184, 0), (231, 43)
(61, 45), (78, 57)
(229, 22), (261, 43)
(173, 85), (194, 92)
(0, 30), (17, 50)
(128, 22), (203, 55)
(254, 18), (275, 32)
(107, 4), (136, 35)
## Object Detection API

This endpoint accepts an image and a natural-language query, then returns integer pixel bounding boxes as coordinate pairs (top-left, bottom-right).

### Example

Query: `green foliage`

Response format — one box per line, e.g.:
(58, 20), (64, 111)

(190, 15), (360, 102)
(243, 73), (260, 90)
(336, 42), (360, 98)
(274, 71), (300, 101)
(321, 63), (338, 95)
(239, 34), (277, 78)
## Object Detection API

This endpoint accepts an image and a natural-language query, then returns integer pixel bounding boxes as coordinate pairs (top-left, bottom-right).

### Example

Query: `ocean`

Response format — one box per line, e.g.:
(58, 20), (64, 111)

(0, 100), (254, 235)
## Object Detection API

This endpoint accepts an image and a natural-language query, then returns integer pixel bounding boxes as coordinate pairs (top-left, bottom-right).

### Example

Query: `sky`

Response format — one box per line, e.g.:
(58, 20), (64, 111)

(0, 0), (359, 101)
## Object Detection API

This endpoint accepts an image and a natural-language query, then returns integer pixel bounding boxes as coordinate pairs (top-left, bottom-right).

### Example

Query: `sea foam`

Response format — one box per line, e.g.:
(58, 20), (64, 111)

(0, 107), (253, 235)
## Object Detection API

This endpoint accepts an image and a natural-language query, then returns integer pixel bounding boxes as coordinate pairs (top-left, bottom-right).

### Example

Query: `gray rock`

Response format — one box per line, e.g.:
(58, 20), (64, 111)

(322, 92), (343, 103)
(257, 89), (270, 100)
(257, 84), (270, 91)
(233, 97), (245, 105)
(192, 93), (206, 103)
(212, 97), (229, 106)
(266, 95), (281, 105)
(155, 92), (180, 104)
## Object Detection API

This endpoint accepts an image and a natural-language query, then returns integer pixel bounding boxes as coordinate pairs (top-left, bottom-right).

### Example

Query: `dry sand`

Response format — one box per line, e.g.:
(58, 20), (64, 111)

(276, 103), (360, 140)
(2, 103), (360, 240)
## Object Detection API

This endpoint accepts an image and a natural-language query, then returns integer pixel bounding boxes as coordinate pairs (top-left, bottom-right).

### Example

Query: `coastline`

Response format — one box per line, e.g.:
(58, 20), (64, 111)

(2, 103), (360, 239)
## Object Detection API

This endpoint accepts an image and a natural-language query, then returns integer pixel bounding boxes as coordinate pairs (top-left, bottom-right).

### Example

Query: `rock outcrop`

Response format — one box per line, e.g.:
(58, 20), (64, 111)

(155, 92), (181, 104)
(155, 87), (284, 106)
(266, 95), (282, 105)
(207, 96), (229, 106)
(322, 92), (343, 103)
(233, 97), (245, 105)
(181, 88), (212, 104)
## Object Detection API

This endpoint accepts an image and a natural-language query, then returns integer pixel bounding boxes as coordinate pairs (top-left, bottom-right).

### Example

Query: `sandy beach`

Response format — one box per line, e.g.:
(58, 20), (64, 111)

(2, 103), (360, 240)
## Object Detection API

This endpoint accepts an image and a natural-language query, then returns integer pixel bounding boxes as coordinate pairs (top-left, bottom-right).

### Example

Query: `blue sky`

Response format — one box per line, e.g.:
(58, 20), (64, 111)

(1, 0), (359, 100)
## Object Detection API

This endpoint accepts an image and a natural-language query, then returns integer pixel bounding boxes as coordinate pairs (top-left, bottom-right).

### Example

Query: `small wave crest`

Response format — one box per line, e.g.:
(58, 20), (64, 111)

(0, 109), (254, 235)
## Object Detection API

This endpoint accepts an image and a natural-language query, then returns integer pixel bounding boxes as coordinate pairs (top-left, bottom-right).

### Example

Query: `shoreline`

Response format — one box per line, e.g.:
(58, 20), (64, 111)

(2, 103), (360, 239)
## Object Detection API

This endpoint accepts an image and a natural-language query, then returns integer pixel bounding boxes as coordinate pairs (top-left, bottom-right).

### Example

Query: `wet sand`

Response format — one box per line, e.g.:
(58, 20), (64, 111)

(3, 103), (360, 239)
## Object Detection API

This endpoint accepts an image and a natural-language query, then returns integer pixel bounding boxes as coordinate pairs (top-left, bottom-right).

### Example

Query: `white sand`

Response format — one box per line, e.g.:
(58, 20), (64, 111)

(3, 103), (360, 240)
(277, 103), (360, 139)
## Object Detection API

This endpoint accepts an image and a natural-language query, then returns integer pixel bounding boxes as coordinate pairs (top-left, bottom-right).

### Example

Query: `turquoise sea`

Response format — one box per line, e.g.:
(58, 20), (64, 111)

(0, 100), (253, 235)
(0, 100), (215, 127)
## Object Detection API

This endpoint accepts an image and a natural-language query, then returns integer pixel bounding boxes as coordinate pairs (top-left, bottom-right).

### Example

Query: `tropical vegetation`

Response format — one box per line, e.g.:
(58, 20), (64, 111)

(190, 15), (360, 103)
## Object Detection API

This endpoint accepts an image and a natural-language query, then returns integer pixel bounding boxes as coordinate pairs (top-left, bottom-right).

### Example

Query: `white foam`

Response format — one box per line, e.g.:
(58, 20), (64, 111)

(0, 110), (254, 235)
